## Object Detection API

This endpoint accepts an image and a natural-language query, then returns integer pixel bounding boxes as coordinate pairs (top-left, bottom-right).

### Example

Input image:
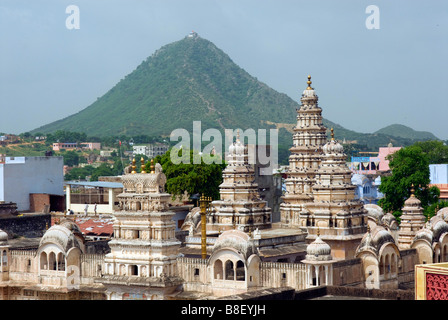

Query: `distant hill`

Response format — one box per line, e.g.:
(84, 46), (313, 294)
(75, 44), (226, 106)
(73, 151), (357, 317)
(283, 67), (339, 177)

(374, 124), (438, 141)
(32, 33), (439, 161)
(33, 33), (298, 140)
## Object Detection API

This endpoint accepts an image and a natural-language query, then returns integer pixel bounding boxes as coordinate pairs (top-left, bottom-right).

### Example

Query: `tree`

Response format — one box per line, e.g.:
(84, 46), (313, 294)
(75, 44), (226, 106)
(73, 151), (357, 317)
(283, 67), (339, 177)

(378, 145), (440, 219)
(413, 140), (448, 164)
(90, 163), (115, 181)
(147, 148), (226, 200)
(62, 150), (80, 167)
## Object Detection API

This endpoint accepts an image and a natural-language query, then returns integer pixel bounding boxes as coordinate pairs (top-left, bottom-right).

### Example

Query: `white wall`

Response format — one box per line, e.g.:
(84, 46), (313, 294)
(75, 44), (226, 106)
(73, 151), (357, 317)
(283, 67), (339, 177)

(1, 157), (64, 211)
(430, 164), (448, 184)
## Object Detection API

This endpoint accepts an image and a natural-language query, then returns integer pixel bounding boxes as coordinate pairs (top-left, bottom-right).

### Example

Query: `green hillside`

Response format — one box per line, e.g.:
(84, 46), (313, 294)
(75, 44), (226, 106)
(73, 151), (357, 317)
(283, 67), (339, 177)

(374, 124), (438, 140)
(32, 33), (439, 158)
(33, 33), (298, 139)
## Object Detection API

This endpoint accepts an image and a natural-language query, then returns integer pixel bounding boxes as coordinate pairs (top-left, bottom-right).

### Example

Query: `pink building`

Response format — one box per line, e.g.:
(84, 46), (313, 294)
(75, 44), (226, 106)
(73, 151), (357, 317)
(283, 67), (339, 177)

(377, 145), (402, 171)
(52, 142), (101, 152)
(52, 142), (77, 151)
(80, 142), (101, 150)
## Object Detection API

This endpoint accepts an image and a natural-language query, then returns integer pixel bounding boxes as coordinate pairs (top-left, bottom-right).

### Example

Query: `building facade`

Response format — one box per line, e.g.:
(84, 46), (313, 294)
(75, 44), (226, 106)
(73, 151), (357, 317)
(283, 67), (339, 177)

(0, 156), (64, 211)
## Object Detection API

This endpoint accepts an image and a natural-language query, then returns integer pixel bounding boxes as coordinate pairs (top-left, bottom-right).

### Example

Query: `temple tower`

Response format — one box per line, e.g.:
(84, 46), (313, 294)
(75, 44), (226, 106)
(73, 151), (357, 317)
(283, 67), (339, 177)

(304, 130), (368, 259)
(100, 159), (183, 300)
(398, 186), (426, 250)
(209, 132), (272, 232)
(280, 76), (327, 228)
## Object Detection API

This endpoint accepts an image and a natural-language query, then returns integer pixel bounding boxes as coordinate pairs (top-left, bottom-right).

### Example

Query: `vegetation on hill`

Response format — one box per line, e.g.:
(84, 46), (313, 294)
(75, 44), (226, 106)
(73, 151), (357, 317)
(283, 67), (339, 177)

(374, 124), (438, 141)
(26, 35), (441, 163)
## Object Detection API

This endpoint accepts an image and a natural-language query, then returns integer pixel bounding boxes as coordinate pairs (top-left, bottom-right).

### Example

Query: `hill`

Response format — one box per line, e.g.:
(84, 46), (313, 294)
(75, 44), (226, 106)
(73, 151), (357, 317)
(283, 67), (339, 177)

(374, 124), (438, 141)
(33, 33), (298, 140)
(32, 33), (439, 161)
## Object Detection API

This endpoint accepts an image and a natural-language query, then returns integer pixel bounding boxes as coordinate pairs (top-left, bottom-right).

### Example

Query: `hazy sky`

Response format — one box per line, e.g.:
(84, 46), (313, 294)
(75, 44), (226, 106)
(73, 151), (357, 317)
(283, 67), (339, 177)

(1, 0), (447, 140)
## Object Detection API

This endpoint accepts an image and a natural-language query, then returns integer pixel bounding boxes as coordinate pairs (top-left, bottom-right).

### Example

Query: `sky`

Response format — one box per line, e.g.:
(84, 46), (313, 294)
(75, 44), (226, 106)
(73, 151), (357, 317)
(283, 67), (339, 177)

(0, 0), (447, 140)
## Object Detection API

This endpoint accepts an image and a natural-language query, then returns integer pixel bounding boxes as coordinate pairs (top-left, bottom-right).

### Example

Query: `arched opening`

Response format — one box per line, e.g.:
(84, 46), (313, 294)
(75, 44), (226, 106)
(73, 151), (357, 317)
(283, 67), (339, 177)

(49, 252), (56, 271)
(385, 254), (390, 279)
(57, 252), (65, 271)
(390, 253), (396, 274)
(1, 250), (7, 267)
(40, 252), (47, 270)
(379, 255), (385, 278)
(225, 260), (234, 280)
(236, 260), (245, 281)
(214, 260), (223, 280)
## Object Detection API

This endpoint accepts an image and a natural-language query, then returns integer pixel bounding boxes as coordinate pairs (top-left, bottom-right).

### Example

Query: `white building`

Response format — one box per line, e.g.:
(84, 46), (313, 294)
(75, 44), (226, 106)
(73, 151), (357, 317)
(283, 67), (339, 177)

(0, 156), (64, 211)
(132, 144), (169, 159)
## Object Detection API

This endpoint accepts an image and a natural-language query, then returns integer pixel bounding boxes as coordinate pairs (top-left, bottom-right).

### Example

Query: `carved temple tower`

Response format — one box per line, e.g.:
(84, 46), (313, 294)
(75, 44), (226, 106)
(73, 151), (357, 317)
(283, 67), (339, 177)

(397, 187), (426, 250)
(99, 160), (183, 300)
(280, 76), (327, 228)
(304, 130), (368, 259)
(208, 133), (272, 232)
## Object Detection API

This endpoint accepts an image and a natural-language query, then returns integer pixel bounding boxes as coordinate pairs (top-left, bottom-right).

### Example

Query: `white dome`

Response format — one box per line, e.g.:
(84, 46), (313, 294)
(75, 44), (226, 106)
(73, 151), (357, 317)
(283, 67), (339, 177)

(322, 139), (344, 155)
(0, 229), (8, 244)
(306, 235), (332, 261)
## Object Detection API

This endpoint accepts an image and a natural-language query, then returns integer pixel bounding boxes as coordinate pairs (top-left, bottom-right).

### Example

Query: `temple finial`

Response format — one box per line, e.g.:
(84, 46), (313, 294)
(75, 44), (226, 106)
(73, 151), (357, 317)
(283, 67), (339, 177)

(131, 158), (136, 174)
(150, 159), (155, 174)
(331, 128), (335, 141)
(306, 75), (312, 90)
(140, 157), (146, 173)
(410, 184), (415, 197)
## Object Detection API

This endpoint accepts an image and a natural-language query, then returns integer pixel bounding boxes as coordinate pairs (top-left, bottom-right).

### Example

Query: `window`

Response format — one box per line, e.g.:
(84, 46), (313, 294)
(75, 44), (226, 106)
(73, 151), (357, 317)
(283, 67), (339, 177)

(236, 261), (245, 281)
(194, 268), (200, 276)
(130, 265), (138, 276)
(225, 260), (234, 280)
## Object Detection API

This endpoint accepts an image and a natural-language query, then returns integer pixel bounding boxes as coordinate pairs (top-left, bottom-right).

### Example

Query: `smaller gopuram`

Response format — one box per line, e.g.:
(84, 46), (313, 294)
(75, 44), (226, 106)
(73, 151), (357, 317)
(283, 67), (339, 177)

(304, 129), (368, 259)
(208, 132), (272, 232)
(100, 159), (183, 300)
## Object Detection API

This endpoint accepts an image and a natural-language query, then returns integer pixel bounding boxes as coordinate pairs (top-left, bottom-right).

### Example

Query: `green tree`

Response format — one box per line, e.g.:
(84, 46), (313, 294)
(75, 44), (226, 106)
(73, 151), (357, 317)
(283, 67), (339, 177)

(62, 150), (80, 167)
(413, 140), (448, 164)
(378, 145), (440, 219)
(90, 163), (115, 181)
(64, 165), (95, 180)
(148, 148), (226, 200)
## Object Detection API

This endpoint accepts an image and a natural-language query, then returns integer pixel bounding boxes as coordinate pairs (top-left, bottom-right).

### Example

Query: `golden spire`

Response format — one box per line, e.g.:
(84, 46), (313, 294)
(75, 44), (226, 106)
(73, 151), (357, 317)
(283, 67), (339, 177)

(140, 157), (146, 174)
(306, 75), (312, 90)
(150, 159), (155, 174)
(410, 184), (415, 197)
(131, 158), (136, 174)
(317, 227), (320, 237)
(331, 128), (335, 141)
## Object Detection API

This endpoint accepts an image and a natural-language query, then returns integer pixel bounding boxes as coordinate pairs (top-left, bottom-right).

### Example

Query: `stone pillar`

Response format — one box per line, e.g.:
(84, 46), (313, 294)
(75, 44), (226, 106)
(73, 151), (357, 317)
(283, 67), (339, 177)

(66, 184), (71, 212)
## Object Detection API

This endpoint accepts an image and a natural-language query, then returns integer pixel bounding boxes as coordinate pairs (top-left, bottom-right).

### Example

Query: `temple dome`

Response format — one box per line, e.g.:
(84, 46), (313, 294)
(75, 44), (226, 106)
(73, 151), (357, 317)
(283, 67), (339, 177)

(40, 220), (84, 253)
(213, 229), (255, 259)
(322, 138), (344, 155)
(0, 229), (8, 244)
(306, 234), (332, 261)
(364, 204), (384, 223)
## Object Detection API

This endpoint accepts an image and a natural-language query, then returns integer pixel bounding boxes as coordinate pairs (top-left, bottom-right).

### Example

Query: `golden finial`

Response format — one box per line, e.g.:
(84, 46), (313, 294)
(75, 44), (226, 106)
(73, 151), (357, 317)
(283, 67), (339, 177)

(331, 128), (335, 141)
(131, 158), (136, 174)
(140, 157), (146, 174)
(410, 184), (415, 197)
(367, 224), (371, 233)
(150, 159), (155, 174)
(317, 227), (320, 237)
(306, 75), (312, 90)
